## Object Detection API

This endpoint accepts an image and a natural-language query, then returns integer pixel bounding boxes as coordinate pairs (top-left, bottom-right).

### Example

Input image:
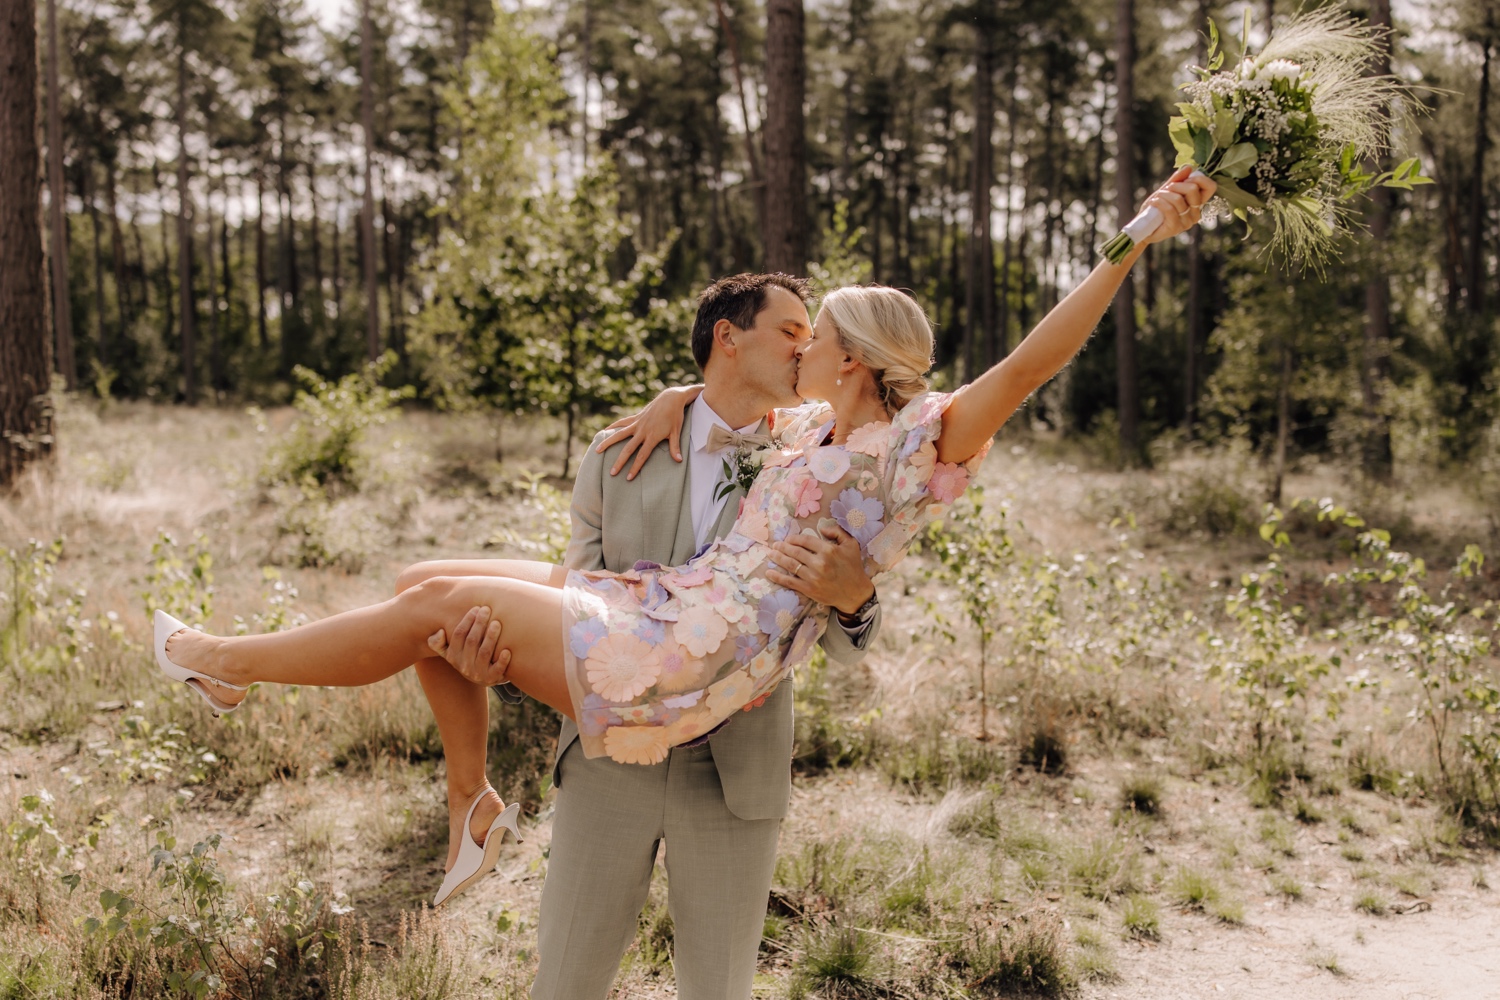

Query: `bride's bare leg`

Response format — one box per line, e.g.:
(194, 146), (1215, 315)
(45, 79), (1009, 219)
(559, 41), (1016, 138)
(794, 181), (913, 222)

(397, 560), (566, 870)
(163, 569), (574, 867)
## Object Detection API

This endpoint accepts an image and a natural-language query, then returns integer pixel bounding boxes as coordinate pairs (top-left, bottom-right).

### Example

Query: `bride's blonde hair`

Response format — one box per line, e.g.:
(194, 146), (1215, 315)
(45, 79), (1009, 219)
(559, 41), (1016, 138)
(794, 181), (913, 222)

(818, 286), (934, 410)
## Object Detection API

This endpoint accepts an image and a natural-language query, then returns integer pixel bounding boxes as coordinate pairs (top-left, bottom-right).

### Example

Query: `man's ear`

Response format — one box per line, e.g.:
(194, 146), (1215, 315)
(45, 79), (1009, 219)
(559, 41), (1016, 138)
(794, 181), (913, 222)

(713, 318), (738, 359)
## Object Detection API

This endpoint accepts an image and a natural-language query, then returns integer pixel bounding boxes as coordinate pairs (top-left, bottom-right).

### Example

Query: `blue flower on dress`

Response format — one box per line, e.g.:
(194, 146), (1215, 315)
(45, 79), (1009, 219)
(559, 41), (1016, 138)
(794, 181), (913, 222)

(579, 693), (614, 737)
(632, 617), (667, 645)
(639, 577), (670, 612)
(569, 618), (610, 658)
(898, 430), (924, 461)
(830, 487), (886, 546)
(757, 588), (801, 637)
(735, 633), (761, 664)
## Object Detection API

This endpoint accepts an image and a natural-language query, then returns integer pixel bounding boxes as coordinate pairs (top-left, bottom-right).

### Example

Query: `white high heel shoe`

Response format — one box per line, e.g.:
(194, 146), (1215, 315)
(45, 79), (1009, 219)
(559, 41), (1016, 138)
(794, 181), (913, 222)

(433, 791), (523, 908)
(153, 610), (248, 717)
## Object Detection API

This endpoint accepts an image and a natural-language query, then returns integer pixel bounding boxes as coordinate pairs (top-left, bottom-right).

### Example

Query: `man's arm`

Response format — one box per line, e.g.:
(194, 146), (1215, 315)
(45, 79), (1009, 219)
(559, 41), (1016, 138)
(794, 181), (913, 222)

(766, 524), (882, 666)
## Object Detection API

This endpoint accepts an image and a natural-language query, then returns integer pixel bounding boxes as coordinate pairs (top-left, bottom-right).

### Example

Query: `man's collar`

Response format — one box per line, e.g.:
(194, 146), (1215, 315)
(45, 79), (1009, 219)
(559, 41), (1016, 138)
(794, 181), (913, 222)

(691, 394), (763, 454)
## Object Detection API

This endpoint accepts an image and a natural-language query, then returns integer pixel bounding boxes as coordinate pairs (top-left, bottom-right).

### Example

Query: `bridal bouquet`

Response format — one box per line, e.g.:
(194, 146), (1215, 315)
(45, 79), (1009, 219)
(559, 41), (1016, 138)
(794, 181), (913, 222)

(1102, 9), (1431, 267)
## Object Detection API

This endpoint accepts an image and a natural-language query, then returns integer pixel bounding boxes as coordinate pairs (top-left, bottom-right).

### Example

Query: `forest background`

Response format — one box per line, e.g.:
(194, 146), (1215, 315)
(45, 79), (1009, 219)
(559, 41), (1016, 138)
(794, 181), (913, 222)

(2, 0), (1500, 996)
(5, 0), (1498, 482)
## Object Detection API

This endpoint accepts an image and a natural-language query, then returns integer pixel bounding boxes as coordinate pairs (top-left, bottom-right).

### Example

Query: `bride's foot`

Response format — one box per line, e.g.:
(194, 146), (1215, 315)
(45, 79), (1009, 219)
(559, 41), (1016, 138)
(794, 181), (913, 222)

(445, 784), (505, 873)
(163, 627), (248, 711)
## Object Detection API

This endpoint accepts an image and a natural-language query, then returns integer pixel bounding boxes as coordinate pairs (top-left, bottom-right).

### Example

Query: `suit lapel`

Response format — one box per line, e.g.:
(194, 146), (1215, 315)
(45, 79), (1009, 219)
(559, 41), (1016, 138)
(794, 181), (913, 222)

(643, 418), (696, 564)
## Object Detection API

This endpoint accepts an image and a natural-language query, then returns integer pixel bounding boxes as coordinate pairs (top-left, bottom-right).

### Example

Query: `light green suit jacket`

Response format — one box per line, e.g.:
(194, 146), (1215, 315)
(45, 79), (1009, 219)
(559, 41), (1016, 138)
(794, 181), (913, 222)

(552, 413), (880, 820)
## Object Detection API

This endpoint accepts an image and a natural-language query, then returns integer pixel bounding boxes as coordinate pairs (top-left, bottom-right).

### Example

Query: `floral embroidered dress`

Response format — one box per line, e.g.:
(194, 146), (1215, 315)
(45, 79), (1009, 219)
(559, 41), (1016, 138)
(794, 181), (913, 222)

(562, 391), (991, 764)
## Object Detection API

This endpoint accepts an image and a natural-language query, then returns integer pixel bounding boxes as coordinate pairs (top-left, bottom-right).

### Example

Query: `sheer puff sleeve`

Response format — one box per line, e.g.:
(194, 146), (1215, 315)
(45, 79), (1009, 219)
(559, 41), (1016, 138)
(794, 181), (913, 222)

(864, 392), (992, 574)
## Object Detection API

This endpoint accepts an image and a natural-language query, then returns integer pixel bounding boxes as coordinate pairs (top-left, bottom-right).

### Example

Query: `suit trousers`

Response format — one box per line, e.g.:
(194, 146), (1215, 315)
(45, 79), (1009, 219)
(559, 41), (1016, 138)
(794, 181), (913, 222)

(531, 738), (782, 1000)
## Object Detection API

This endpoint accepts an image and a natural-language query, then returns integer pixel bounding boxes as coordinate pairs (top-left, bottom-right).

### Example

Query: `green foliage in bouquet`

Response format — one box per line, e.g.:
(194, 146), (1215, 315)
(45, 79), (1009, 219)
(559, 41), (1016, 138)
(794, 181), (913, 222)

(1108, 9), (1432, 268)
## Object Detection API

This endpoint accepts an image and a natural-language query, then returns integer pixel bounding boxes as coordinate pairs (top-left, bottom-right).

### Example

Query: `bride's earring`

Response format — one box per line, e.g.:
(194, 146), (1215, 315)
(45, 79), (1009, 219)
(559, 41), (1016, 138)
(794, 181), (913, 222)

(836, 378), (842, 386)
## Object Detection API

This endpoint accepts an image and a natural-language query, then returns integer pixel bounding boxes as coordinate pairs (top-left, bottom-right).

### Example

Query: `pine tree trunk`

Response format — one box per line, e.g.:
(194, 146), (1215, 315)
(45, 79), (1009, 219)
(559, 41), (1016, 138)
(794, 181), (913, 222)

(204, 171), (220, 397)
(104, 161), (131, 329)
(762, 0), (808, 274)
(45, 0), (75, 390)
(176, 28), (196, 403)
(86, 156), (107, 372)
(255, 162), (268, 350)
(0, 0), (53, 484)
(712, 0), (763, 229)
(1360, 0), (1394, 476)
(309, 159), (323, 329)
(964, 28), (996, 383)
(1113, 0), (1140, 461)
(361, 0), (381, 360)
(1467, 36), (1492, 315)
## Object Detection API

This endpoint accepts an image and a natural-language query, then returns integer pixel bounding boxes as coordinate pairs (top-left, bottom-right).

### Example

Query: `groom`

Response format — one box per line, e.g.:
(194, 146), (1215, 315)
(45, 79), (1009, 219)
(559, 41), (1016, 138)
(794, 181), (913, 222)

(446, 272), (882, 998)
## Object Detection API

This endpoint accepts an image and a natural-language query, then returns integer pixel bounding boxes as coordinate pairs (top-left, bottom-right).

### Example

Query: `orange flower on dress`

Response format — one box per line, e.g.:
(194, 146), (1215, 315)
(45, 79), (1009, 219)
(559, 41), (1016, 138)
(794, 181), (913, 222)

(603, 725), (674, 765)
(845, 420), (892, 459)
(705, 670), (755, 716)
(736, 506), (770, 542)
(655, 643), (707, 694)
(585, 633), (663, 702)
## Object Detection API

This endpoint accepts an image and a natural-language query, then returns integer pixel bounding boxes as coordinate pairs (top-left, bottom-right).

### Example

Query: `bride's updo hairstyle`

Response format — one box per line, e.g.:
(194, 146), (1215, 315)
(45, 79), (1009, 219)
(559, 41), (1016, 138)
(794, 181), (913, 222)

(818, 286), (934, 410)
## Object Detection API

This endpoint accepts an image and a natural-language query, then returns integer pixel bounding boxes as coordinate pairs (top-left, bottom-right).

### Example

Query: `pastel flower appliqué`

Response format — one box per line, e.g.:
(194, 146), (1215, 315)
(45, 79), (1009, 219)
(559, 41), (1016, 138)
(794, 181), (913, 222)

(736, 506), (770, 543)
(928, 462), (970, 504)
(830, 488), (885, 546)
(603, 725), (674, 765)
(705, 671), (755, 717)
(655, 644), (706, 694)
(612, 704), (657, 725)
(844, 420), (892, 459)
(569, 618), (610, 658)
(757, 588), (802, 637)
(663, 564), (713, 589)
(807, 446), (851, 484)
(867, 524), (910, 568)
(904, 440), (937, 483)
(585, 633), (662, 702)
(788, 470), (823, 517)
(674, 606), (730, 658)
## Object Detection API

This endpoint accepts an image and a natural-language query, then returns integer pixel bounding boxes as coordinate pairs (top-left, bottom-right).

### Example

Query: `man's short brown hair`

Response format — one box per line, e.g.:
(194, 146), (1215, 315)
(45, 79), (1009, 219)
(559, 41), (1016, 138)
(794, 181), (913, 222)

(690, 273), (813, 371)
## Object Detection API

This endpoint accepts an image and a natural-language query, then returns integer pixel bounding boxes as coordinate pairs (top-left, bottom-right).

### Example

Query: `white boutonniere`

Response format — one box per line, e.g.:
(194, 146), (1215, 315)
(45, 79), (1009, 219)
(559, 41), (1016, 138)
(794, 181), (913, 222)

(715, 443), (770, 503)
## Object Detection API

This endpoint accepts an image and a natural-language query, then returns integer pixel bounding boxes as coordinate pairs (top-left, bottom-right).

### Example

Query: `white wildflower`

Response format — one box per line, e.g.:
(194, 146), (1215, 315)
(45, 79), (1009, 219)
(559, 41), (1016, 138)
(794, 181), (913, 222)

(1262, 59), (1303, 83)
(1238, 58), (1258, 79)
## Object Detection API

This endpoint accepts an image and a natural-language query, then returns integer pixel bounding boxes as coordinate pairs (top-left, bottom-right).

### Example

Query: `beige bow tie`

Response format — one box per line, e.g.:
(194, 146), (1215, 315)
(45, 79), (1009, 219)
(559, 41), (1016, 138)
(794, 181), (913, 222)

(705, 425), (770, 453)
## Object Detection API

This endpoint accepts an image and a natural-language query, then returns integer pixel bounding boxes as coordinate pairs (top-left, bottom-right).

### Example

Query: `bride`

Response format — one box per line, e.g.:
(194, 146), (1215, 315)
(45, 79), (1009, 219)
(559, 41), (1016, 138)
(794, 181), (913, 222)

(152, 167), (1215, 906)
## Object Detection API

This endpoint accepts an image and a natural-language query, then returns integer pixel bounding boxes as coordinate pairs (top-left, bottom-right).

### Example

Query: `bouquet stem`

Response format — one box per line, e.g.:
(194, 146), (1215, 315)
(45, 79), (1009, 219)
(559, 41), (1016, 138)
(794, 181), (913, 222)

(1101, 206), (1164, 265)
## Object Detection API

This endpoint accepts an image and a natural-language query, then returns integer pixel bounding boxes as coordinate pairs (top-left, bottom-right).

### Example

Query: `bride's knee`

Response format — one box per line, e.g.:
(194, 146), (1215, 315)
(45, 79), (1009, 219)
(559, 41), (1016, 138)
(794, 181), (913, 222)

(395, 560), (444, 595)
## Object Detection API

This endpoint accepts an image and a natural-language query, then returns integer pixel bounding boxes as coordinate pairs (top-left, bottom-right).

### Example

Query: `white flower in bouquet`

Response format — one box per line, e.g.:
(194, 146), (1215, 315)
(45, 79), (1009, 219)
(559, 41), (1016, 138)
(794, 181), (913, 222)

(1102, 9), (1432, 269)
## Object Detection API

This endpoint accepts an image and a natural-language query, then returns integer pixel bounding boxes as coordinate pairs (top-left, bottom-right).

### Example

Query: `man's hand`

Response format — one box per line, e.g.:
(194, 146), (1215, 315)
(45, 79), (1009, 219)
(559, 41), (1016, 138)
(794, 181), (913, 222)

(427, 605), (513, 686)
(765, 523), (874, 615)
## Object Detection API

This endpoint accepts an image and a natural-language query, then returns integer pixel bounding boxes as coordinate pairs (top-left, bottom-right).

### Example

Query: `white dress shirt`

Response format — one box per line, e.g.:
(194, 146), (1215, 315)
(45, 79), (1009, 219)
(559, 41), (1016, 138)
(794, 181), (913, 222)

(689, 395), (764, 547)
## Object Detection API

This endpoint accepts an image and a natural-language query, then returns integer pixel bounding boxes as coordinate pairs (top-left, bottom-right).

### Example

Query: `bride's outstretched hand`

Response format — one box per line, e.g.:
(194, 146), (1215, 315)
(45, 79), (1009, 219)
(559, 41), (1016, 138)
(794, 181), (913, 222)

(594, 384), (705, 480)
(1136, 166), (1217, 248)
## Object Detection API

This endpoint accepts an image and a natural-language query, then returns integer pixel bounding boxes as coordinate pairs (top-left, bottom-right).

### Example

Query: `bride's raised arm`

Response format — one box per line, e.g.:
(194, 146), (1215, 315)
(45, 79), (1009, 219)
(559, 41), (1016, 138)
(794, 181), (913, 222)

(934, 167), (1216, 465)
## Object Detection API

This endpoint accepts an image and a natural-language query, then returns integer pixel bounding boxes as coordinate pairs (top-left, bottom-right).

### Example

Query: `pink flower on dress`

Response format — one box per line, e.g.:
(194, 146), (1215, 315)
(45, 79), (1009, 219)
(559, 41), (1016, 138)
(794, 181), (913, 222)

(736, 506), (770, 542)
(663, 564), (713, 588)
(807, 446), (851, 484)
(855, 469), (879, 493)
(845, 421), (892, 459)
(603, 725), (673, 765)
(762, 448), (797, 469)
(928, 462), (970, 504)
(585, 633), (663, 702)
(788, 470), (823, 517)
(674, 606), (729, 658)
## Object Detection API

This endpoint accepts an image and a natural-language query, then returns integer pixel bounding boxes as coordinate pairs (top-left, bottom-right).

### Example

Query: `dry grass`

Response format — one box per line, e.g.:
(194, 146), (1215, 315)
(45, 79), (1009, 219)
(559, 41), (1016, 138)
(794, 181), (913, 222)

(2, 402), (1497, 998)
